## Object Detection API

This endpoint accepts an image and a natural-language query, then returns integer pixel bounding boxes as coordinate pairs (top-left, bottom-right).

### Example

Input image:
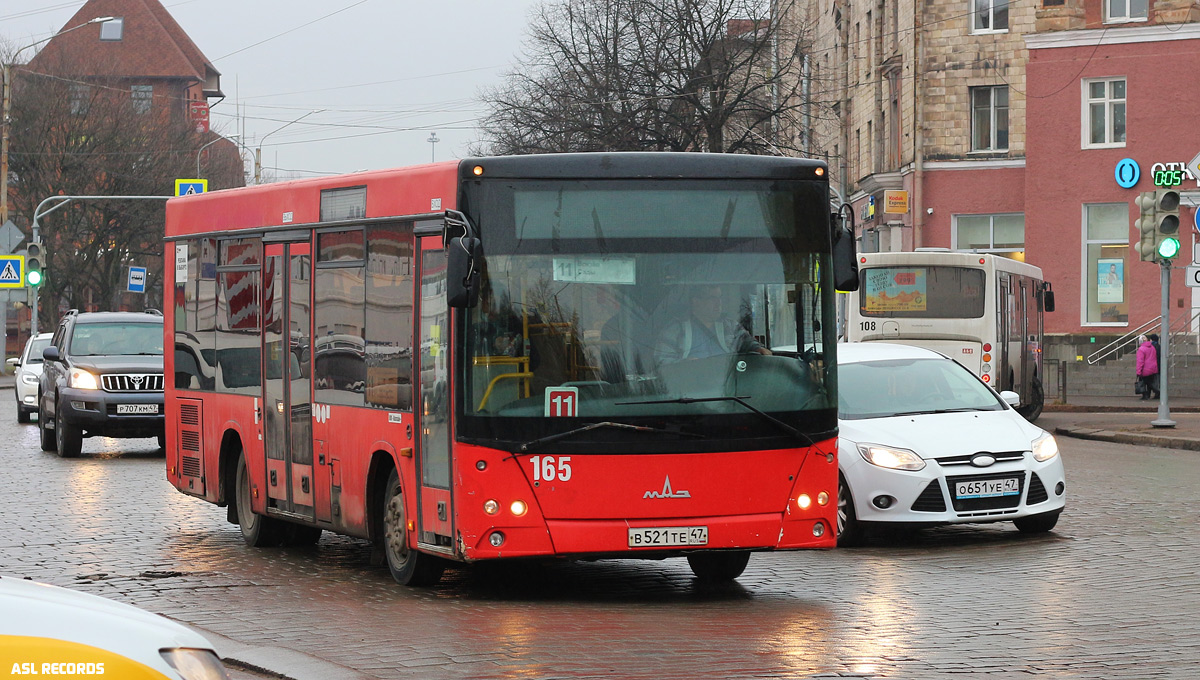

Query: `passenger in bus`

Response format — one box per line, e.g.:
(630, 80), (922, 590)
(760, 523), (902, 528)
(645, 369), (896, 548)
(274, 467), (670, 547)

(654, 285), (770, 364)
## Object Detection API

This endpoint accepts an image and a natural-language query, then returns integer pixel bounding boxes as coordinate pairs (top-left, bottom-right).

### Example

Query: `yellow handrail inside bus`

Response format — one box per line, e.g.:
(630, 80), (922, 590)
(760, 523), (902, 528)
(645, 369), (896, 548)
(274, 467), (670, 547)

(477, 372), (534, 411)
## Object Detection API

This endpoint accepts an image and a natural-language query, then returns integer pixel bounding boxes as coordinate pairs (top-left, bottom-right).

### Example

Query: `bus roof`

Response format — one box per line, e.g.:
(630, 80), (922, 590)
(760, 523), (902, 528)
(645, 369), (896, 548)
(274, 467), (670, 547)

(857, 251), (1044, 279)
(166, 152), (830, 239)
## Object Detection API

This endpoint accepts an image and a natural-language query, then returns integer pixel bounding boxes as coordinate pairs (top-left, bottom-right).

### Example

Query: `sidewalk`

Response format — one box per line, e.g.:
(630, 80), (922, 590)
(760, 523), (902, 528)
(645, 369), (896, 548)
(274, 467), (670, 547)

(1040, 394), (1200, 452)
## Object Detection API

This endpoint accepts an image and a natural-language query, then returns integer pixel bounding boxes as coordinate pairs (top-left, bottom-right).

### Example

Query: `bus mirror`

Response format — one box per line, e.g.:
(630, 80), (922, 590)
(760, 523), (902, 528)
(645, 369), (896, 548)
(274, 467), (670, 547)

(832, 224), (859, 292)
(447, 236), (482, 308)
(1043, 285), (1055, 313)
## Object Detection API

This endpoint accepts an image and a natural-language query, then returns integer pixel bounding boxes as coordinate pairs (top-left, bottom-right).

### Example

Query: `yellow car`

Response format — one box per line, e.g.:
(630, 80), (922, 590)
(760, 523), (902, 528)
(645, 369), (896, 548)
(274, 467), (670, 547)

(0, 575), (228, 679)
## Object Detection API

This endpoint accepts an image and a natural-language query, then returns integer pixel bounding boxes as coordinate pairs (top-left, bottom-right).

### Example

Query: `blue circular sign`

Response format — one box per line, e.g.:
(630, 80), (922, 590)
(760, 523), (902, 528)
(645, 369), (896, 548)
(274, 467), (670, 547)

(1115, 158), (1140, 188)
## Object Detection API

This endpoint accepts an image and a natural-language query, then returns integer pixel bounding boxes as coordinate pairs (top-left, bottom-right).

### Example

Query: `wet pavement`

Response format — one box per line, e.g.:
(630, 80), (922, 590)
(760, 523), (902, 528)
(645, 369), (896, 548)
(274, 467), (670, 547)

(4, 380), (1200, 678)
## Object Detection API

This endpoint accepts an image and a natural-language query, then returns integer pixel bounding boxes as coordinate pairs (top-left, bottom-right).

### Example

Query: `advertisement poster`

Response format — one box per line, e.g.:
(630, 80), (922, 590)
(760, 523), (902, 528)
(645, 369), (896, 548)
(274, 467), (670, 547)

(1097, 259), (1123, 303)
(864, 268), (927, 312)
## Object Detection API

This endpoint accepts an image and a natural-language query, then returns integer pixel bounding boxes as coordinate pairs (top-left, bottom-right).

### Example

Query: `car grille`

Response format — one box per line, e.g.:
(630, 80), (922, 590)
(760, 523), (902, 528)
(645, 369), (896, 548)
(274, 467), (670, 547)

(946, 470), (1026, 513)
(1026, 472), (1049, 505)
(936, 450), (1027, 466)
(910, 481), (947, 512)
(101, 373), (164, 392)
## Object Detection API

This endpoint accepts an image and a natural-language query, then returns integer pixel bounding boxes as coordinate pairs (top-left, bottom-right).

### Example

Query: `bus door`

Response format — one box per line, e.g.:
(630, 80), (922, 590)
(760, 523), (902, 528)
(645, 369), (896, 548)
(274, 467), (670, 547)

(1017, 278), (1033, 403)
(262, 241), (316, 523)
(997, 273), (1012, 391)
(415, 236), (453, 552)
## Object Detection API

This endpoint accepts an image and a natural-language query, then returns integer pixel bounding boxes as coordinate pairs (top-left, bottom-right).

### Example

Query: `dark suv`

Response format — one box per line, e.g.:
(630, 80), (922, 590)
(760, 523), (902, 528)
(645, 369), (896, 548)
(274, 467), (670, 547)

(39, 310), (165, 457)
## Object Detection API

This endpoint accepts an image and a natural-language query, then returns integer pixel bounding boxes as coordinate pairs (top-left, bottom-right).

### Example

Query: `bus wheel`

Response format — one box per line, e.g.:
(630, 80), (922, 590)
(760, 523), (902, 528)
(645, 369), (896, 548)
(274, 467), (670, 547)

(1014, 510), (1060, 534)
(686, 551), (750, 581)
(1017, 377), (1044, 422)
(837, 474), (865, 547)
(382, 469), (444, 586)
(235, 455), (285, 547)
(55, 411), (82, 458)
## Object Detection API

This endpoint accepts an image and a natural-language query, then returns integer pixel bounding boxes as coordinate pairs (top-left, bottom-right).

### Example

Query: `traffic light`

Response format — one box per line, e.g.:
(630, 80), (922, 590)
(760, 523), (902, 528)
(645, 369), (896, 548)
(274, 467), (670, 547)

(25, 241), (43, 287)
(1155, 189), (1181, 260)
(1135, 191), (1159, 262)
(1133, 189), (1181, 262)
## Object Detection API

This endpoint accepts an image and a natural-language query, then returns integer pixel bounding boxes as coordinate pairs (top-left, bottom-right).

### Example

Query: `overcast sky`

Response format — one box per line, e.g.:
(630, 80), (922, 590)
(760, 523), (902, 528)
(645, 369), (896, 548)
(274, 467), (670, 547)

(2, 0), (543, 179)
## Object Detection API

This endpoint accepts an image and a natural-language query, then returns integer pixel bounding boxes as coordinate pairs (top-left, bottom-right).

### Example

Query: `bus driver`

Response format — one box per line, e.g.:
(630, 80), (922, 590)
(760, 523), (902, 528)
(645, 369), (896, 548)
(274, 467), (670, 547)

(654, 285), (771, 364)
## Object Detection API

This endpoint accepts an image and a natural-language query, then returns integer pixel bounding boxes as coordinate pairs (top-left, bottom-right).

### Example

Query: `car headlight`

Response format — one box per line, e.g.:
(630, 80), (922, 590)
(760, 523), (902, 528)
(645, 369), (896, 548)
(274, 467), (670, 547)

(160, 649), (230, 680)
(1032, 432), (1059, 462)
(20, 373), (39, 385)
(857, 443), (926, 471)
(68, 368), (100, 390)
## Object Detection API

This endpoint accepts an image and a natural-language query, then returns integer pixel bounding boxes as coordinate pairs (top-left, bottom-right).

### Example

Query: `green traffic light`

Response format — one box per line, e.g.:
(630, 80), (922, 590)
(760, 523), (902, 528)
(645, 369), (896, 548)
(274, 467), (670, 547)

(1158, 237), (1181, 260)
(26, 270), (42, 287)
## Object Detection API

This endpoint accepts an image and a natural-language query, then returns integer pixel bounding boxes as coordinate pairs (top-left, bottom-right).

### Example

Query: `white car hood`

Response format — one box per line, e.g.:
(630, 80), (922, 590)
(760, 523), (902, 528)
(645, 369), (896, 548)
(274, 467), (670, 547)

(839, 409), (1043, 459)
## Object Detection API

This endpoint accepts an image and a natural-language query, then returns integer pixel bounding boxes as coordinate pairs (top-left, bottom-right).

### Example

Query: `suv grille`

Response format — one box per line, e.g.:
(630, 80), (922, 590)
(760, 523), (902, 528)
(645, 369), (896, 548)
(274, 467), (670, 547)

(101, 373), (164, 392)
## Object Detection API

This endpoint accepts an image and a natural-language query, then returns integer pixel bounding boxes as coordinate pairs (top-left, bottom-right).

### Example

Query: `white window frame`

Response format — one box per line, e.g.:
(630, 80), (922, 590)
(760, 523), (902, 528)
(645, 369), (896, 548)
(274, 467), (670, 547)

(970, 0), (1009, 34)
(1105, 0), (1148, 23)
(1081, 203), (1130, 327)
(970, 85), (1009, 152)
(1081, 77), (1126, 149)
(131, 85), (153, 115)
(951, 213), (1025, 256)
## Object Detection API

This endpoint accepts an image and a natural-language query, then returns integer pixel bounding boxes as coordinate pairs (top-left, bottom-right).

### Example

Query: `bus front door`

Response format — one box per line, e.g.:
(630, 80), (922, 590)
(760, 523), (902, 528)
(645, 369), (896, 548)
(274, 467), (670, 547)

(262, 241), (317, 523)
(415, 237), (454, 553)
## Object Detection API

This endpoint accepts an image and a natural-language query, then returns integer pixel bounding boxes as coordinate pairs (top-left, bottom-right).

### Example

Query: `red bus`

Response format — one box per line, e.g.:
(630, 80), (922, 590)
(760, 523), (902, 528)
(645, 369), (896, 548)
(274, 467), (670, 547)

(165, 153), (855, 586)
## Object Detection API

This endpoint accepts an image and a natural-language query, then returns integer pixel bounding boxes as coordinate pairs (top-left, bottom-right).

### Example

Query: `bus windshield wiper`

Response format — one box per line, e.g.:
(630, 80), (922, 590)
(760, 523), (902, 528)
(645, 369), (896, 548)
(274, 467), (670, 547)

(616, 396), (812, 445)
(518, 421), (705, 452)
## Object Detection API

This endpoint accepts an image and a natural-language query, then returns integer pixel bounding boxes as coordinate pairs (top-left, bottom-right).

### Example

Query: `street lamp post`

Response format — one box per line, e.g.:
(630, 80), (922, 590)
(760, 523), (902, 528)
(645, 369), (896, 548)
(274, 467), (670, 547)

(427, 132), (439, 163)
(197, 134), (239, 177)
(1, 17), (114, 224)
(254, 110), (321, 184)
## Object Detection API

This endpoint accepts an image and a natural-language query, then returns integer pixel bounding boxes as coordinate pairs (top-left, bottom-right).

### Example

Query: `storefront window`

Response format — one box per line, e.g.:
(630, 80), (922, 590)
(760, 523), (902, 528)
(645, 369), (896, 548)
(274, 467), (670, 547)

(1084, 203), (1129, 325)
(954, 213), (1025, 260)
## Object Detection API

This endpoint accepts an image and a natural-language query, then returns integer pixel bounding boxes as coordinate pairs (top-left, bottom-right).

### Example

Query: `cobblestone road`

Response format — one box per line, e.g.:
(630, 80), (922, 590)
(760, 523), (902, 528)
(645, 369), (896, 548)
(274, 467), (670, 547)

(3, 408), (1199, 679)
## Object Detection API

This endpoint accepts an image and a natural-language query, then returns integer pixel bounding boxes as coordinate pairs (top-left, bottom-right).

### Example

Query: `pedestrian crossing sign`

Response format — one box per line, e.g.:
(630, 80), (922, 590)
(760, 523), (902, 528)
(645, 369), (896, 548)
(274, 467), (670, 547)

(175, 179), (208, 197)
(0, 255), (24, 288)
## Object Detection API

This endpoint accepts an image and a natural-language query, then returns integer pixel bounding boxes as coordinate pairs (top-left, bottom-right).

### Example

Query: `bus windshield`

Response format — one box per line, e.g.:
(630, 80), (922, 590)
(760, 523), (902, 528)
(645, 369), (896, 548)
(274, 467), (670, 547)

(859, 266), (986, 318)
(459, 179), (837, 451)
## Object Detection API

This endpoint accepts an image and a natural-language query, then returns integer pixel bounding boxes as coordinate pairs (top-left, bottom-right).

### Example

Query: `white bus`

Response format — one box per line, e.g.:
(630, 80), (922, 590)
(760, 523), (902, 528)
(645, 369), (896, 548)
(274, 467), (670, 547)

(845, 249), (1055, 420)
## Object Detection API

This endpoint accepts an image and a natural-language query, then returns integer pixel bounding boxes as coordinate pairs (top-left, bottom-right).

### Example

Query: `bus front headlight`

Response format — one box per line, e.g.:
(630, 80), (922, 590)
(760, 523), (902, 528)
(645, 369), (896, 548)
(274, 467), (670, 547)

(1032, 433), (1059, 462)
(159, 649), (229, 680)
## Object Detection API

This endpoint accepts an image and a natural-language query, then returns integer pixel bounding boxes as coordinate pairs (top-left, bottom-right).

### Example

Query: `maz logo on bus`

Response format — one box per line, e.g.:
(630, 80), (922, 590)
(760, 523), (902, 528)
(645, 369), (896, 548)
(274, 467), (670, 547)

(312, 404), (331, 424)
(530, 456), (572, 482)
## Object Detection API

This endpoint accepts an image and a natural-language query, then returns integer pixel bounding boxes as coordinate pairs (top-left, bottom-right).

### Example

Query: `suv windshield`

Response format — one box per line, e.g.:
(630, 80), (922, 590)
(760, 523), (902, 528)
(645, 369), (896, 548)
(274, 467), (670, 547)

(70, 323), (163, 357)
(25, 337), (51, 364)
(838, 358), (1005, 420)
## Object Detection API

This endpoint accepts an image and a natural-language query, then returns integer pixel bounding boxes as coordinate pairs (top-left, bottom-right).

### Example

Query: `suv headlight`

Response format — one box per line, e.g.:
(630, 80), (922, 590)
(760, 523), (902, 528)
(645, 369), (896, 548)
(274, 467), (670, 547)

(68, 368), (100, 390)
(160, 649), (229, 680)
(1032, 432), (1059, 462)
(857, 443), (926, 471)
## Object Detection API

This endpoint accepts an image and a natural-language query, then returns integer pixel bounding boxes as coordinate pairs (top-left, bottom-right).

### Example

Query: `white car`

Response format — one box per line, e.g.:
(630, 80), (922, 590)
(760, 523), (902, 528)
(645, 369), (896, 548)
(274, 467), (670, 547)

(7, 332), (52, 423)
(0, 574), (229, 679)
(836, 343), (1065, 546)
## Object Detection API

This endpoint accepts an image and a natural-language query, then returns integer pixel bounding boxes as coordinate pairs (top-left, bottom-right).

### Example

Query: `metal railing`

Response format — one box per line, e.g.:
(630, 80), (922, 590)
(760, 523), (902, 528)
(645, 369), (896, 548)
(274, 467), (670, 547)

(1086, 316), (1162, 365)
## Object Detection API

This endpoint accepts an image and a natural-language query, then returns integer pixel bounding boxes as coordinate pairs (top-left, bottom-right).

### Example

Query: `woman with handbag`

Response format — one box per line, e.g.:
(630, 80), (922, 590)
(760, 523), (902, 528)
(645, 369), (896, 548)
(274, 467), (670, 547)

(1136, 334), (1159, 401)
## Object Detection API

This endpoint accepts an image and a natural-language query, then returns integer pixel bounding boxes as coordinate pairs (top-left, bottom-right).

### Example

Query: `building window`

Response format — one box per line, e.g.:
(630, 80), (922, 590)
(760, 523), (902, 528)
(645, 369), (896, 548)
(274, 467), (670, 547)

(954, 213), (1025, 259)
(971, 86), (1009, 151)
(1083, 78), (1126, 148)
(131, 85), (153, 115)
(1083, 203), (1129, 325)
(99, 17), (123, 41)
(1106, 0), (1148, 21)
(69, 84), (90, 115)
(972, 0), (1009, 32)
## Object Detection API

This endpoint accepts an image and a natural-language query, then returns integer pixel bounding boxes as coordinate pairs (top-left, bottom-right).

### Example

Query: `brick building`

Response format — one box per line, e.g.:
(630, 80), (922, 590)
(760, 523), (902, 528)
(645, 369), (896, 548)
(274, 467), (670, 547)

(784, 0), (1200, 359)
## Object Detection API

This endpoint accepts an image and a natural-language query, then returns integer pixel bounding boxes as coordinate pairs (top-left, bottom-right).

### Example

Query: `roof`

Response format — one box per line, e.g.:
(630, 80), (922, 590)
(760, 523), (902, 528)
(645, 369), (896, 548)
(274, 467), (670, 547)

(836, 342), (945, 365)
(25, 0), (222, 95)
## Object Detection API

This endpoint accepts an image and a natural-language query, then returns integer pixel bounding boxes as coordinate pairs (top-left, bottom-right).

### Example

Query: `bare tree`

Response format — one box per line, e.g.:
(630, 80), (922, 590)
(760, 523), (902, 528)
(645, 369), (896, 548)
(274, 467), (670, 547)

(6, 54), (242, 326)
(474, 0), (816, 156)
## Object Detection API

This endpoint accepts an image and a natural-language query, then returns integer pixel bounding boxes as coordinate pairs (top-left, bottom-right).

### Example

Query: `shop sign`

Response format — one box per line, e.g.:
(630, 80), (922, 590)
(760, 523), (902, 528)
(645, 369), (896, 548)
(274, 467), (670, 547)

(883, 190), (909, 214)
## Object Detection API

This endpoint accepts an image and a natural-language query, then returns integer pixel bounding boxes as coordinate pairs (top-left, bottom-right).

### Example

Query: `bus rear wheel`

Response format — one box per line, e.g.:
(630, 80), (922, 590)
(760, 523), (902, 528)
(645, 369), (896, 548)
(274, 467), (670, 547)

(235, 455), (286, 547)
(1016, 376), (1044, 422)
(381, 469), (444, 587)
(686, 551), (750, 582)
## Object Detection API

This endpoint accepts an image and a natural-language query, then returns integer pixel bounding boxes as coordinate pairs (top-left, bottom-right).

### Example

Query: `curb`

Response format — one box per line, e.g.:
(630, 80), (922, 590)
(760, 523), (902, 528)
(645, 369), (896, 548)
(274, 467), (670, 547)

(1054, 425), (1200, 452)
